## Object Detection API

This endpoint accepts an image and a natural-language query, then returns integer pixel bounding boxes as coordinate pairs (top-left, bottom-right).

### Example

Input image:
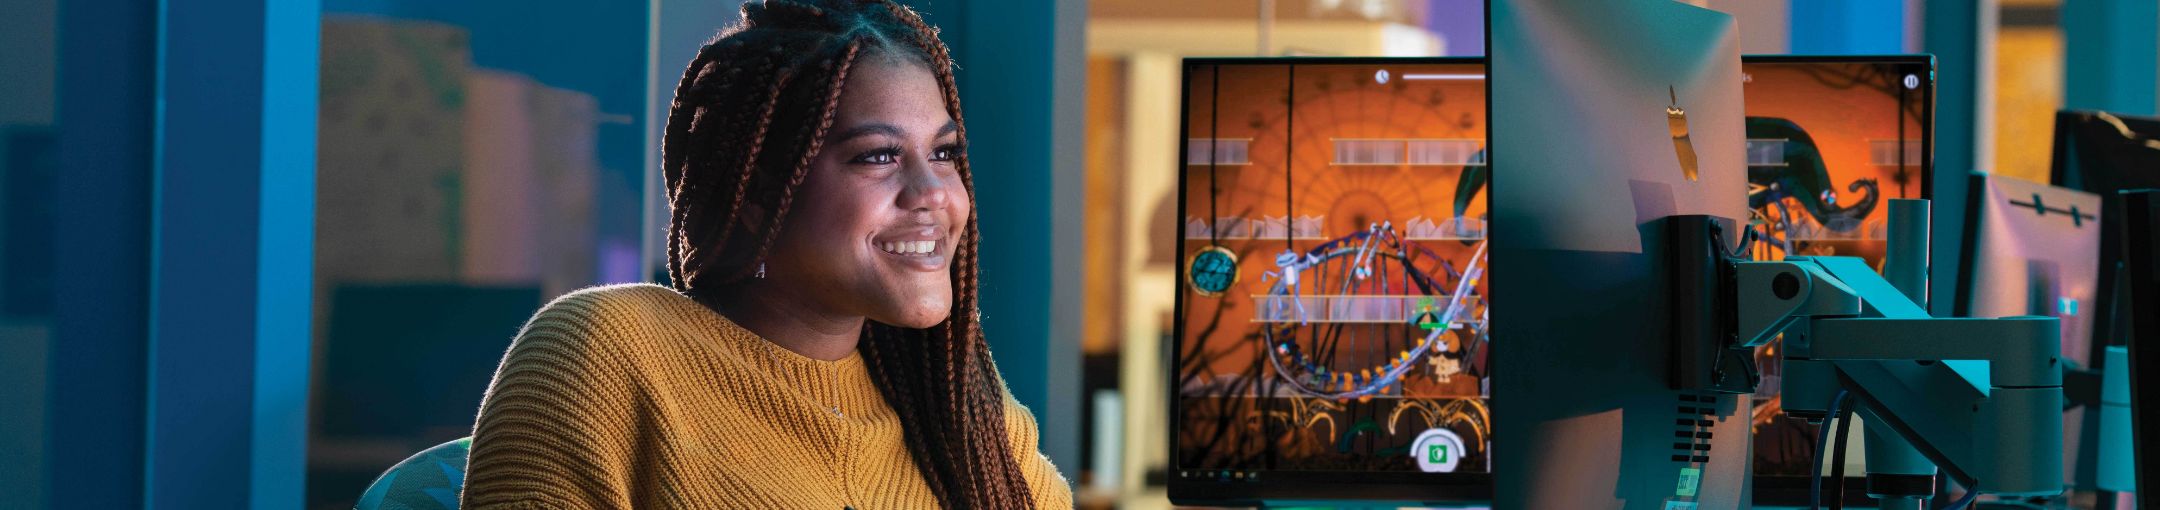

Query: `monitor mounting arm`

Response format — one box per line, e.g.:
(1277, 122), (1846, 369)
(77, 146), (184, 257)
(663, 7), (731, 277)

(1735, 199), (2066, 498)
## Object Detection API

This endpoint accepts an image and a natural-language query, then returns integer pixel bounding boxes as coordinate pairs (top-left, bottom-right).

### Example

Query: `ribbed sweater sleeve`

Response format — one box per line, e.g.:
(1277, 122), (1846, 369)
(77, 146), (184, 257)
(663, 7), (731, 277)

(463, 293), (642, 509)
(1004, 391), (1076, 509)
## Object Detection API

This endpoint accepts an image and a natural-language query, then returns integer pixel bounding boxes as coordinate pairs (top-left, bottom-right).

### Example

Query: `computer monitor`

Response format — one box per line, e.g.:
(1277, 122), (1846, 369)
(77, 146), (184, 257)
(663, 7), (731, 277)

(1169, 57), (1491, 505)
(2119, 189), (2159, 510)
(2048, 111), (2160, 504)
(1737, 55), (1935, 506)
(1490, 1), (1748, 508)
(2051, 110), (2160, 361)
(1955, 172), (2104, 490)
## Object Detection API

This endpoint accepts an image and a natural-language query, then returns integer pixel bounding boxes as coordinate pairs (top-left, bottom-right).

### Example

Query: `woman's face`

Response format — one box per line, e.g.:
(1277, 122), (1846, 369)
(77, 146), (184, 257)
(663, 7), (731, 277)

(764, 56), (968, 329)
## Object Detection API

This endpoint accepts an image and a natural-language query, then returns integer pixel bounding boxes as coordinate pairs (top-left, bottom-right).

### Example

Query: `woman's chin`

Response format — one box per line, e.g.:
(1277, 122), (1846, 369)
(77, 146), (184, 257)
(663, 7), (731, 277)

(895, 318), (943, 329)
(886, 313), (946, 329)
(880, 298), (952, 329)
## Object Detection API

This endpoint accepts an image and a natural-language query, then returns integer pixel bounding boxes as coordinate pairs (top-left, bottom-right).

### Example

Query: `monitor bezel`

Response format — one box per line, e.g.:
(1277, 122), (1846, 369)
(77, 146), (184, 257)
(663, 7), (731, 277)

(2118, 189), (2160, 510)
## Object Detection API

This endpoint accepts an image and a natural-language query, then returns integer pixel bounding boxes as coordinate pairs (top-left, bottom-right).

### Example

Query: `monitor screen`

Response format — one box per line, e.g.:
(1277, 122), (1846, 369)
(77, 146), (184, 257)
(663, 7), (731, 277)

(1737, 55), (1935, 504)
(1170, 57), (1491, 504)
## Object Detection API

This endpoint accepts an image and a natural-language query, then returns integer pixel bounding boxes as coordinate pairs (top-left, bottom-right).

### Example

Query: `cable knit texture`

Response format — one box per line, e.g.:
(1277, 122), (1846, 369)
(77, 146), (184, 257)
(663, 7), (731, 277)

(462, 283), (1072, 509)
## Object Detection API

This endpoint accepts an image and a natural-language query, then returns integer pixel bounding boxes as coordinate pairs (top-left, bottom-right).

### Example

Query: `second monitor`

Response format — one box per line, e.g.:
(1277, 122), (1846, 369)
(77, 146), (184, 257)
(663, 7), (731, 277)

(1739, 55), (1935, 506)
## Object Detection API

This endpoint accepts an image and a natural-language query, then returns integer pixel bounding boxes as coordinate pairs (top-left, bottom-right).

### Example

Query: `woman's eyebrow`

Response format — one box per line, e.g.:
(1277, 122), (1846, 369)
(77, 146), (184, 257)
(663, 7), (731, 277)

(829, 120), (959, 143)
(830, 123), (902, 143)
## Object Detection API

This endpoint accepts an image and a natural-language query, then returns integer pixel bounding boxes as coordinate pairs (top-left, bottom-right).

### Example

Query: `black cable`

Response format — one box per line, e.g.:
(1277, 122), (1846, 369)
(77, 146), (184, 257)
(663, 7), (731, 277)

(1736, 227), (1758, 258)
(1708, 221), (1750, 262)
(1829, 400), (1856, 510)
(1811, 390), (1848, 510)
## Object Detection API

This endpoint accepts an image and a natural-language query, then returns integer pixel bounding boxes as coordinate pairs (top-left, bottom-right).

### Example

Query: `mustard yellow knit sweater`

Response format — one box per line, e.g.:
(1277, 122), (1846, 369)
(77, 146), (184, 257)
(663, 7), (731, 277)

(462, 283), (1073, 509)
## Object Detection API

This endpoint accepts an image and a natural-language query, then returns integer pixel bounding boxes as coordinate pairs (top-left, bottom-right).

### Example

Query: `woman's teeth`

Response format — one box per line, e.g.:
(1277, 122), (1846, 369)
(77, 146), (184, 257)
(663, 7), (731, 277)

(880, 240), (937, 256)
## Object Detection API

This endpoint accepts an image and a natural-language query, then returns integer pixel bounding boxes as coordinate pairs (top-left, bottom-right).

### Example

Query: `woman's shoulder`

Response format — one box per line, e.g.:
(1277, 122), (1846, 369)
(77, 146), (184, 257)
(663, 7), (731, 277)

(529, 283), (698, 328)
(513, 283), (706, 358)
(539, 282), (695, 314)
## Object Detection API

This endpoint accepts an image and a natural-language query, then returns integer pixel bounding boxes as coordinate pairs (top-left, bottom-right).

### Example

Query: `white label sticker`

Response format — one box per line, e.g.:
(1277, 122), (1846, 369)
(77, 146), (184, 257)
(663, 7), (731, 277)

(1676, 466), (1701, 497)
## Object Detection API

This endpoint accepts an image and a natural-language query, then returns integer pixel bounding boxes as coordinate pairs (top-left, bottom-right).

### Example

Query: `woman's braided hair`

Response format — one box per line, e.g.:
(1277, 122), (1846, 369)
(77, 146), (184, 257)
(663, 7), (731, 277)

(661, 1), (1034, 507)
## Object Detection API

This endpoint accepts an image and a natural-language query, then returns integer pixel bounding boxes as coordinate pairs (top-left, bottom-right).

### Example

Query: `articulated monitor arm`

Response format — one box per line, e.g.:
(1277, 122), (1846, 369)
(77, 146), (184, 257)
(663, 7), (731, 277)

(1731, 199), (2065, 498)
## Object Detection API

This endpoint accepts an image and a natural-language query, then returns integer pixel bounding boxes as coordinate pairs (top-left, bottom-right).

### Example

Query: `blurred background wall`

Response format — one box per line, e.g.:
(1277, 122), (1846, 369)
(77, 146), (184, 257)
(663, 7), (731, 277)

(303, 4), (648, 506)
(1, 1), (2154, 509)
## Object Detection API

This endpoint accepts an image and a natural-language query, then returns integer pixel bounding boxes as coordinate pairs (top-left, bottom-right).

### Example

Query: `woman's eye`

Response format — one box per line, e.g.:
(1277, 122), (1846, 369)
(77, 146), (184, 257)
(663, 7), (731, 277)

(850, 145), (960, 166)
(852, 149), (900, 165)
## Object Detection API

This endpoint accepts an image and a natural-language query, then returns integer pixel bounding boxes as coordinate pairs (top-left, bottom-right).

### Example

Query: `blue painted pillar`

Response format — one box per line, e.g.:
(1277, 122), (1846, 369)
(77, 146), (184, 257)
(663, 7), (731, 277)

(908, 0), (1086, 473)
(49, 0), (157, 507)
(147, 0), (318, 507)
(251, 0), (321, 506)
(1925, 0), (1988, 317)
(1789, 0), (1907, 54)
(2063, 0), (2159, 114)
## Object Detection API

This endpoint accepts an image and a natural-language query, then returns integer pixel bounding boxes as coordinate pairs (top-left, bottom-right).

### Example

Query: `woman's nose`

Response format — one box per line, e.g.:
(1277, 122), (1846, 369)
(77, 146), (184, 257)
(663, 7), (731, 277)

(897, 156), (950, 211)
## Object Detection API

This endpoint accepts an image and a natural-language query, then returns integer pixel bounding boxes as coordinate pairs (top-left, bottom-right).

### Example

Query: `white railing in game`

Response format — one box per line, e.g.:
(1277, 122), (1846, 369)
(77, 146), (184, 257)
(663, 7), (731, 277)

(1407, 139), (1485, 166)
(1187, 215), (1487, 241)
(1404, 216), (1485, 240)
(1783, 215), (1886, 241)
(1746, 139), (1788, 167)
(1185, 215), (1326, 240)
(1252, 294), (1484, 324)
(1868, 139), (1922, 166)
(1330, 138), (1485, 166)
(1186, 138), (1253, 165)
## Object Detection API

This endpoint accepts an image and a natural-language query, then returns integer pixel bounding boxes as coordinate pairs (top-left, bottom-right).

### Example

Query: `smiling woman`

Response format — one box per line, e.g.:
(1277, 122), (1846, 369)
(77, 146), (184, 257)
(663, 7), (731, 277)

(459, 1), (1073, 508)
(730, 61), (970, 339)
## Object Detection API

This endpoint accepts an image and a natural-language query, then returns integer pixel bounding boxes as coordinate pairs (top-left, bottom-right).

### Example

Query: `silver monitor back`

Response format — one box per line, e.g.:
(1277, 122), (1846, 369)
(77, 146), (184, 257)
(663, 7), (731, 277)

(1956, 172), (2104, 489)
(1489, 1), (1751, 508)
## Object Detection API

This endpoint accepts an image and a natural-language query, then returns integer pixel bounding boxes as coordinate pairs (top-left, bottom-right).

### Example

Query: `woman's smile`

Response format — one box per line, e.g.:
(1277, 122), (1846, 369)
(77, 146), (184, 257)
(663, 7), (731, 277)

(870, 225), (950, 270)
